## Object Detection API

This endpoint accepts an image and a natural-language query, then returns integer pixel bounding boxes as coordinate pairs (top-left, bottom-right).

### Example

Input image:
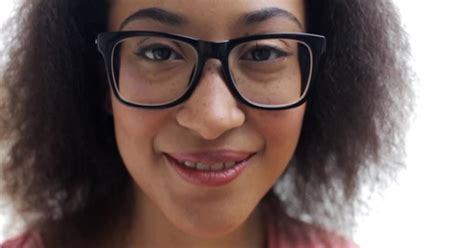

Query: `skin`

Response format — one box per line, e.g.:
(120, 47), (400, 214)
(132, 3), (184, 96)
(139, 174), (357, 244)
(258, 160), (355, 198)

(108, 0), (306, 247)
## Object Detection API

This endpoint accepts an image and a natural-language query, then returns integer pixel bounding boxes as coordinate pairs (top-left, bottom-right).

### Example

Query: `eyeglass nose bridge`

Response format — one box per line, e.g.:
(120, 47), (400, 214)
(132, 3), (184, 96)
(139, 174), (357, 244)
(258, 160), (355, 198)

(197, 40), (229, 60)
(191, 40), (234, 86)
(186, 40), (243, 105)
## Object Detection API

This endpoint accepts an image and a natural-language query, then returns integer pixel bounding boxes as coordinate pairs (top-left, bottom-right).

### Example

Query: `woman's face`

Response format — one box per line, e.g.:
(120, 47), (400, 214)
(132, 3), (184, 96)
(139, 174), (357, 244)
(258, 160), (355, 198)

(109, 0), (306, 238)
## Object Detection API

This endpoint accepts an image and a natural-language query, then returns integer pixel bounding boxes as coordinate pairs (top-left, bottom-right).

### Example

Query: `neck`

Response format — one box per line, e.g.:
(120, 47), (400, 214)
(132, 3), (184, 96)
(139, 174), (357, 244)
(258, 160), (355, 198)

(124, 187), (267, 248)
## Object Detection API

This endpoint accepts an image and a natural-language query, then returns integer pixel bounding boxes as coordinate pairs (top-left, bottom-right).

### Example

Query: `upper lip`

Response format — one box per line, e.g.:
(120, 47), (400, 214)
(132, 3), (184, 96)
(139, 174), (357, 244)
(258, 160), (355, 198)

(165, 150), (254, 164)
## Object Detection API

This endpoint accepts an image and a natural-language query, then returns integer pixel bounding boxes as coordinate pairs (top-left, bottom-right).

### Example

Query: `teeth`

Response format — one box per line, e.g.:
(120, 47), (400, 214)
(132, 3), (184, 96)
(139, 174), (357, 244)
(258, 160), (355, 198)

(211, 163), (224, 171)
(196, 163), (210, 170)
(184, 161), (196, 168)
(179, 160), (238, 171)
(225, 161), (236, 169)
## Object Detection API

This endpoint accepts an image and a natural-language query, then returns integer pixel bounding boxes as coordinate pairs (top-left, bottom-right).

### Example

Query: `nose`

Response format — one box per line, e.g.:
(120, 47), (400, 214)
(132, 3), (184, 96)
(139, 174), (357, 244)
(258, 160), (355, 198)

(176, 59), (245, 140)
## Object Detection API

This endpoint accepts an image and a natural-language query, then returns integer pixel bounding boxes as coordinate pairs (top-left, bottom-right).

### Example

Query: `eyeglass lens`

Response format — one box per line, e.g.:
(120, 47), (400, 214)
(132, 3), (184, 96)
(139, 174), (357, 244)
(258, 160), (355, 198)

(111, 36), (313, 106)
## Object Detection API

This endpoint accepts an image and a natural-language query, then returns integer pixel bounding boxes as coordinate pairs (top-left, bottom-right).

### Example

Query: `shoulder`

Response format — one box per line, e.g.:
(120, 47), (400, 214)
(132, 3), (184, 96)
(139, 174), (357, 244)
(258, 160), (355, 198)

(267, 217), (358, 248)
(1, 232), (43, 248)
(303, 225), (358, 248)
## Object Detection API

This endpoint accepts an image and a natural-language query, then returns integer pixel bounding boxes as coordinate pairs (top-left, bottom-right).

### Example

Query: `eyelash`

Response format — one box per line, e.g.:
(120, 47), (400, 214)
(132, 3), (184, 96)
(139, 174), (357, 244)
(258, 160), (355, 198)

(133, 42), (289, 63)
(240, 44), (289, 62)
(135, 44), (183, 61)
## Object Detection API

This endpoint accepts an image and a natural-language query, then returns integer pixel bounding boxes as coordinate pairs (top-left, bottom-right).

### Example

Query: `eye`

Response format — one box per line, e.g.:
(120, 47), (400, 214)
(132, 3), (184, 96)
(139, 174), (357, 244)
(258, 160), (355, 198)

(241, 45), (288, 62)
(137, 45), (183, 61)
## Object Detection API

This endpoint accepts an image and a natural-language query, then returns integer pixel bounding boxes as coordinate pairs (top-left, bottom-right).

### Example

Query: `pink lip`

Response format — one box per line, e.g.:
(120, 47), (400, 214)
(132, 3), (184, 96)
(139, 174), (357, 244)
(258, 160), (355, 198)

(165, 151), (254, 187)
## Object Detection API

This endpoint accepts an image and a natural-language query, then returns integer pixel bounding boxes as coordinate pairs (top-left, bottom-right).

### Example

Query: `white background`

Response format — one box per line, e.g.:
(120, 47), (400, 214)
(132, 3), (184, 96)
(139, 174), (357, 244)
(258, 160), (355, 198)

(1, 0), (473, 247)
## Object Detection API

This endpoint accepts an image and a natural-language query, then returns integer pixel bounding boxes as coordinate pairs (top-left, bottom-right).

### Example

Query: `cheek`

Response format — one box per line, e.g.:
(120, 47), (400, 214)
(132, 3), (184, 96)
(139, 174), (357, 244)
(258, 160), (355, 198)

(256, 105), (306, 150)
(247, 104), (306, 172)
(239, 105), (306, 210)
(111, 97), (172, 166)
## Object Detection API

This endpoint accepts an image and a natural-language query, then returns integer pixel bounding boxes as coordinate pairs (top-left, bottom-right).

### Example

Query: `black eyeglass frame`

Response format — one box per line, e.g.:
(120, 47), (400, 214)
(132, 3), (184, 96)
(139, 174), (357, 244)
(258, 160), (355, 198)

(96, 31), (326, 110)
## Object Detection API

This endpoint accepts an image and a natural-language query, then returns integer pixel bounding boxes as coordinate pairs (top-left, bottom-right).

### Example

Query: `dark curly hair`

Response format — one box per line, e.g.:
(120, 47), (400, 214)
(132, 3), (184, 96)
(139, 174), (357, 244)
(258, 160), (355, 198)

(0, 0), (413, 246)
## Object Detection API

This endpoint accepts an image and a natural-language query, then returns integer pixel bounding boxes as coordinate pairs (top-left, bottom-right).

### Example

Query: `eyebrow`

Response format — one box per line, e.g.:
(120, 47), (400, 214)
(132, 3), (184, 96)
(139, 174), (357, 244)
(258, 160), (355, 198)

(120, 7), (303, 31)
(240, 7), (304, 30)
(120, 8), (188, 30)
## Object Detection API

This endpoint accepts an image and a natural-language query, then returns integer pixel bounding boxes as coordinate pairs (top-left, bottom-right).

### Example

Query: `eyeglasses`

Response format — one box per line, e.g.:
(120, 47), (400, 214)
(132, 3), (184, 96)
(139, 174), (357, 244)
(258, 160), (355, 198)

(96, 31), (326, 110)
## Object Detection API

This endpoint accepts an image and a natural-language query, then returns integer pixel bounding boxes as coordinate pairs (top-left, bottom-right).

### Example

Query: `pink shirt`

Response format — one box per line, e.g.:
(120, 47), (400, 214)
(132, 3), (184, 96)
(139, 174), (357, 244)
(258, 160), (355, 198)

(0, 232), (43, 248)
(266, 221), (358, 248)
(1, 222), (357, 248)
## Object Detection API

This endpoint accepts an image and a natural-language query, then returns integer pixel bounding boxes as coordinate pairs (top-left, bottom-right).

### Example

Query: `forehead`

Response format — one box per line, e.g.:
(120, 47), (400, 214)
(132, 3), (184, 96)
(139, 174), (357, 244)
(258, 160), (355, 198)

(109, 0), (306, 39)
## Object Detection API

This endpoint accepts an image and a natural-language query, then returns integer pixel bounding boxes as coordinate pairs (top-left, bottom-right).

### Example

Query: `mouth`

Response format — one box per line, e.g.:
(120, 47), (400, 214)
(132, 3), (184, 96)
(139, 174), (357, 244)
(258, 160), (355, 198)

(164, 151), (254, 187)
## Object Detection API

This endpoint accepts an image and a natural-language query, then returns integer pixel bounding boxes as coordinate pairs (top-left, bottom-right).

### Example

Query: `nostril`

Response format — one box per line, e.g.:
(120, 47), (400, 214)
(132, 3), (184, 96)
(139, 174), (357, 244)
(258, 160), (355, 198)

(175, 93), (245, 140)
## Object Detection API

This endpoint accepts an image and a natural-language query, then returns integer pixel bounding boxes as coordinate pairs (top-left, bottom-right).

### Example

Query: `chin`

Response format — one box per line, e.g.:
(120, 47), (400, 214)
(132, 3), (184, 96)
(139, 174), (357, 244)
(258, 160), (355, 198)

(177, 218), (241, 239)
(169, 207), (251, 239)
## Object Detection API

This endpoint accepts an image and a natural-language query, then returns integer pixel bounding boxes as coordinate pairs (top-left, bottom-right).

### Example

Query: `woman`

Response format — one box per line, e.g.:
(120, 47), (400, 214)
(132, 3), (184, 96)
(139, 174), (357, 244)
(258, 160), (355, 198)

(0, 0), (412, 247)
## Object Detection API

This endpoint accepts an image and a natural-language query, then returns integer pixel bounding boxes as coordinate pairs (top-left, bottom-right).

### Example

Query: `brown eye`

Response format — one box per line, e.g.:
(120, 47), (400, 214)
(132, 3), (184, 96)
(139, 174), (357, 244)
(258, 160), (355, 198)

(241, 45), (287, 62)
(137, 44), (183, 61)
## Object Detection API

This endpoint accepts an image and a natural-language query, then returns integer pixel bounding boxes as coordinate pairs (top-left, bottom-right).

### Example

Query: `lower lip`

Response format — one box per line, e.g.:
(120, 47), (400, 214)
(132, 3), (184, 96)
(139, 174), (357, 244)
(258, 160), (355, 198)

(165, 154), (252, 187)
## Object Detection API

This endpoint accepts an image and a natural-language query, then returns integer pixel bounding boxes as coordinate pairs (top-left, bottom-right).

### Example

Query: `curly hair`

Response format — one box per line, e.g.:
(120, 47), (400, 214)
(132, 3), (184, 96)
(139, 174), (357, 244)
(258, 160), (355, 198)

(0, 0), (413, 246)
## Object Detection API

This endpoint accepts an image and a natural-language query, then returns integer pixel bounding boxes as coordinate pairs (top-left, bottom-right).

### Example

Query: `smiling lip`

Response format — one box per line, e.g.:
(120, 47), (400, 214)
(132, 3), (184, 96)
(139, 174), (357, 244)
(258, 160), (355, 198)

(165, 151), (254, 187)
